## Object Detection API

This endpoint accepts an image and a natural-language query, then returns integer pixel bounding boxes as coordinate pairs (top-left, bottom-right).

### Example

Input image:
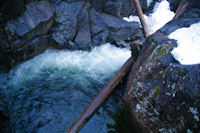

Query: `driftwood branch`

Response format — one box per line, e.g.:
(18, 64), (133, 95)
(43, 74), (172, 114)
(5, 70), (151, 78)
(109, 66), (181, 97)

(133, 0), (149, 38)
(67, 57), (134, 133)
(173, 1), (189, 20)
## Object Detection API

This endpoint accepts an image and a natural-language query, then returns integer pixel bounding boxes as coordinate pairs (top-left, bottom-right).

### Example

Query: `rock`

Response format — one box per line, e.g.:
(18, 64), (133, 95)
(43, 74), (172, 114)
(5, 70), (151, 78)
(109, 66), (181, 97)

(124, 32), (200, 132)
(103, 1), (122, 17)
(183, 8), (200, 18)
(120, 0), (136, 17)
(169, 0), (180, 12)
(75, 6), (92, 50)
(0, 25), (13, 71)
(89, 8), (144, 46)
(5, 0), (55, 49)
(0, 91), (9, 133)
(2, 0), (54, 65)
(0, 0), (25, 23)
(169, 0), (200, 12)
(89, 0), (157, 17)
(14, 35), (49, 62)
(51, 1), (84, 49)
(159, 18), (200, 35)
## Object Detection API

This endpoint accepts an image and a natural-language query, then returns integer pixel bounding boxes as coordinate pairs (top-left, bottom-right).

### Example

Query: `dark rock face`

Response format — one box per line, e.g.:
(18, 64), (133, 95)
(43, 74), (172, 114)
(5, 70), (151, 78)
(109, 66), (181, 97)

(3, 0), (55, 65)
(90, 9), (144, 47)
(169, 0), (200, 18)
(124, 32), (200, 132)
(0, 0), (145, 70)
(0, 25), (13, 70)
(75, 6), (92, 50)
(5, 1), (55, 48)
(0, 0), (25, 23)
(51, 1), (144, 50)
(0, 90), (9, 133)
(51, 1), (84, 49)
(14, 35), (50, 62)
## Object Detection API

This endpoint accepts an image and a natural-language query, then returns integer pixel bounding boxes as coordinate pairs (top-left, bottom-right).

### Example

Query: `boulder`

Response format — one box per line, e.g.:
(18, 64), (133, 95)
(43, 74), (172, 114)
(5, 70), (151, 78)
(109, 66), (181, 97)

(75, 6), (92, 50)
(169, 0), (200, 12)
(0, 0), (25, 23)
(183, 8), (200, 18)
(3, 0), (54, 64)
(14, 35), (49, 62)
(5, 0), (55, 49)
(124, 32), (200, 132)
(51, 1), (84, 49)
(103, 1), (122, 17)
(0, 25), (13, 71)
(0, 91), (9, 133)
(89, 8), (144, 47)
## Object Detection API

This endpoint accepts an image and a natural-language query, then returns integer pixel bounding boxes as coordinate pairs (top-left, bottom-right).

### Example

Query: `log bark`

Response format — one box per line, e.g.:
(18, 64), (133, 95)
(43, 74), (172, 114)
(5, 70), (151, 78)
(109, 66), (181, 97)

(67, 57), (134, 133)
(173, 1), (189, 20)
(133, 0), (149, 38)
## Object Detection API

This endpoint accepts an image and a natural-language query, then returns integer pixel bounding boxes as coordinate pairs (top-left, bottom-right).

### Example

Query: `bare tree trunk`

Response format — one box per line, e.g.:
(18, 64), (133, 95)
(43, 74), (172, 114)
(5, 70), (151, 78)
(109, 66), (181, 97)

(173, 1), (189, 20)
(133, 0), (149, 38)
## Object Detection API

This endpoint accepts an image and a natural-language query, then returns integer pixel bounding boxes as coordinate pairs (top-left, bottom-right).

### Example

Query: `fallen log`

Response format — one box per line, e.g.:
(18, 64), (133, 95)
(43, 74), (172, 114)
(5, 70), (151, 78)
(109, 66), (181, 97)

(67, 57), (134, 133)
(173, 1), (189, 20)
(133, 0), (149, 38)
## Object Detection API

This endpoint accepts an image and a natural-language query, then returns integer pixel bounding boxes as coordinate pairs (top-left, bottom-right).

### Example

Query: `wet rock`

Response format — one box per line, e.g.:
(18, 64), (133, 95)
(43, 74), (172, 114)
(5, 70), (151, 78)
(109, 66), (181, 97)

(183, 8), (200, 18)
(0, 91), (9, 133)
(5, 0), (55, 49)
(3, 0), (54, 65)
(169, 0), (200, 12)
(75, 6), (92, 50)
(14, 35), (49, 62)
(159, 18), (200, 35)
(168, 0), (200, 18)
(51, 1), (84, 49)
(89, 9), (144, 46)
(124, 32), (200, 132)
(90, 0), (157, 17)
(103, 1), (122, 17)
(0, 25), (13, 71)
(120, 0), (135, 17)
(0, 0), (25, 23)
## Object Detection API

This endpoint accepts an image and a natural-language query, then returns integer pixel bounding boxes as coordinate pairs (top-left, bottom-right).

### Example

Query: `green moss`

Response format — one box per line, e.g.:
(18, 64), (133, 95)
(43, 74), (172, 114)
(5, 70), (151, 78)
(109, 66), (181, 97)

(158, 49), (167, 55)
(180, 68), (185, 75)
(158, 46), (166, 50)
(153, 86), (159, 98)
(152, 45), (169, 59)
(108, 27), (120, 32)
(152, 54), (158, 59)
(152, 74), (158, 79)
(153, 39), (157, 44)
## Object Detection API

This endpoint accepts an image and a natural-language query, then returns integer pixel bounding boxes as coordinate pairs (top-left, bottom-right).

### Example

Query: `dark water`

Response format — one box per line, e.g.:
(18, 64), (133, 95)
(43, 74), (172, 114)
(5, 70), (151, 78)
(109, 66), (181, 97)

(0, 44), (134, 133)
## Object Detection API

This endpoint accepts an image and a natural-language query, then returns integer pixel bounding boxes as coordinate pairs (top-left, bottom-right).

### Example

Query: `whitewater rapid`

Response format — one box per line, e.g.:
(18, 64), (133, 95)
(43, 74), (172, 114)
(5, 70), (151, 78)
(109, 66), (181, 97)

(1, 43), (131, 133)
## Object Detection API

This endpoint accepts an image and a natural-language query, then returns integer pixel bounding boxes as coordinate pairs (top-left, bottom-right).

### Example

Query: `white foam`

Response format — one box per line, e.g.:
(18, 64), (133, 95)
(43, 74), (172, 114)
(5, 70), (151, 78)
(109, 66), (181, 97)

(9, 43), (131, 84)
(123, 0), (175, 34)
(169, 23), (200, 65)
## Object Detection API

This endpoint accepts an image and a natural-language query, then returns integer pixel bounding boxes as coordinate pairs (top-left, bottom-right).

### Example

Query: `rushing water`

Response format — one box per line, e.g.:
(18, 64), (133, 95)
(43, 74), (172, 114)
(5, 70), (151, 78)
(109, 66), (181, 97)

(0, 43), (133, 133)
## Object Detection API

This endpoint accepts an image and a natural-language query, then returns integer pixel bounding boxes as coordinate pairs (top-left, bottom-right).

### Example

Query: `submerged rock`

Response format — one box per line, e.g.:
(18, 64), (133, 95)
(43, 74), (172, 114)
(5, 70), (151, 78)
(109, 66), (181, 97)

(124, 32), (200, 132)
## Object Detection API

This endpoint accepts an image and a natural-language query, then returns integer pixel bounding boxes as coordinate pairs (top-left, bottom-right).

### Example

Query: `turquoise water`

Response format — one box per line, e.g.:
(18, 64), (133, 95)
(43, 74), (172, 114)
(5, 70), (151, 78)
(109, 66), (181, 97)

(0, 44), (133, 133)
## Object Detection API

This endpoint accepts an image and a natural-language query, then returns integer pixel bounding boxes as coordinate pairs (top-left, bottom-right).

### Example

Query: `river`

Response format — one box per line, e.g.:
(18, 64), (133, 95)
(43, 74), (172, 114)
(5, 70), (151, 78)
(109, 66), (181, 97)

(0, 43), (135, 133)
